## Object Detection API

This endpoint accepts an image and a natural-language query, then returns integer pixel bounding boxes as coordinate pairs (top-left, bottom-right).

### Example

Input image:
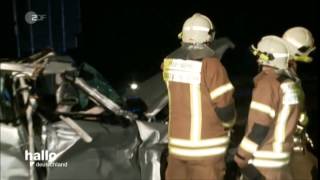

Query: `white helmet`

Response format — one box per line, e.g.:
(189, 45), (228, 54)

(251, 35), (290, 70)
(282, 27), (315, 63)
(178, 13), (215, 44)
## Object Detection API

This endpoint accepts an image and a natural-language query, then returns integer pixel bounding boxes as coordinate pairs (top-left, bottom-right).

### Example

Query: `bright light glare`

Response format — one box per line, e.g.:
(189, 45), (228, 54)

(130, 82), (138, 90)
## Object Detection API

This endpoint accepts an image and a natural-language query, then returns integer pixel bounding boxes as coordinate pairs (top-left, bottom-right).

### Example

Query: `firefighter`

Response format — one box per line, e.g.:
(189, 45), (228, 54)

(234, 35), (304, 180)
(162, 13), (236, 180)
(282, 26), (318, 180)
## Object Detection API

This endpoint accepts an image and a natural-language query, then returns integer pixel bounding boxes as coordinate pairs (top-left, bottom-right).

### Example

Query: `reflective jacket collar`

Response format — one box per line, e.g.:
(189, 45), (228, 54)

(167, 43), (215, 60)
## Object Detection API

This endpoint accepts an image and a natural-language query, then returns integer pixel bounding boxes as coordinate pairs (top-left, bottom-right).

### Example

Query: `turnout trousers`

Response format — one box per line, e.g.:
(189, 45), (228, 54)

(255, 166), (292, 180)
(165, 154), (225, 180)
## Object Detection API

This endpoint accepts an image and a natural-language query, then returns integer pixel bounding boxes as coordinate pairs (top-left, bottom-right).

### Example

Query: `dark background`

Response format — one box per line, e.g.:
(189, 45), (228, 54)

(79, 1), (319, 87)
(1, 1), (319, 83)
(0, 0), (318, 152)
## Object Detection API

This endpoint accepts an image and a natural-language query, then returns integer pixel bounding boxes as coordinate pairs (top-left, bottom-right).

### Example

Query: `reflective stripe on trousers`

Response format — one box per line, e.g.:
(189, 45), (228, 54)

(168, 136), (229, 157)
(249, 151), (290, 168)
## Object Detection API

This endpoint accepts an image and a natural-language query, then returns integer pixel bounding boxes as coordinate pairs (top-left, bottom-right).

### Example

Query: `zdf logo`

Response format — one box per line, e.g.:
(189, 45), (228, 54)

(25, 11), (46, 24)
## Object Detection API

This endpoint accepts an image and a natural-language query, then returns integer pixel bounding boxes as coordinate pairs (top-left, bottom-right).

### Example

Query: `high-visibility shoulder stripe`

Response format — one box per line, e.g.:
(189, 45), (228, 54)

(240, 137), (258, 154)
(163, 58), (202, 73)
(281, 82), (300, 105)
(163, 59), (202, 84)
(169, 136), (229, 148)
(169, 145), (227, 157)
(163, 70), (201, 84)
(210, 83), (234, 100)
(250, 101), (276, 118)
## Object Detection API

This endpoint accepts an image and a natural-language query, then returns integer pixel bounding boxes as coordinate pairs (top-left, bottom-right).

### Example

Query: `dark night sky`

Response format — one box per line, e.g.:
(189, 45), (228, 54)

(78, 1), (319, 88)
(1, 0), (319, 88)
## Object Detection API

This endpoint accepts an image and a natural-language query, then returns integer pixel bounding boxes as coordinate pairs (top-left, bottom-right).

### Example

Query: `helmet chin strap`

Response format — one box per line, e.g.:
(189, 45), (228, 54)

(283, 69), (296, 78)
(257, 64), (262, 73)
(178, 32), (183, 39)
(209, 31), (216, 42)
(271, 68), (299, 82)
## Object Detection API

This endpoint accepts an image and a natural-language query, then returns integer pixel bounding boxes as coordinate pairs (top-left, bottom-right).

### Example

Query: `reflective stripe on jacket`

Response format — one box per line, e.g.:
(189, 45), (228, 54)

(162, 45), (235, 159)
(235, 68), (303, 168)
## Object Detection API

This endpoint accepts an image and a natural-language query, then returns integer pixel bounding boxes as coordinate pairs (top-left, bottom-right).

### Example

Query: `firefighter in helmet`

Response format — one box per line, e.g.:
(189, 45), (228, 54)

(162, 13), (236, 180)
(234, 35), (304, 180)
(282, 26), (318, 180)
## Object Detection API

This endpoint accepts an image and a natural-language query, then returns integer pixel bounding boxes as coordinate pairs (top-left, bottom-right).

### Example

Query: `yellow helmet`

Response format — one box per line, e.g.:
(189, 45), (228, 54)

(178, 13), (214, 44)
